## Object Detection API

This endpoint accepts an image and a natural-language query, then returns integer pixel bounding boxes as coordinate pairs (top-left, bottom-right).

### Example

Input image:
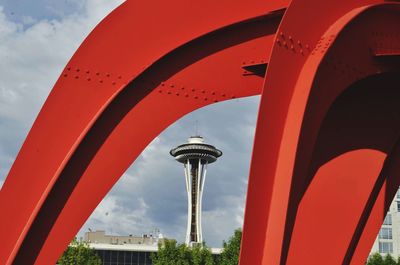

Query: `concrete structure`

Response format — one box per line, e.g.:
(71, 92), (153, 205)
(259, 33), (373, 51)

(89, 243), (222, 265)
(370, 189), (400, 257)
(170, 136), (222, 246)
(84, 230), (161, 245)
(90, 243), (156, 265)
(83, 230), (222, 265)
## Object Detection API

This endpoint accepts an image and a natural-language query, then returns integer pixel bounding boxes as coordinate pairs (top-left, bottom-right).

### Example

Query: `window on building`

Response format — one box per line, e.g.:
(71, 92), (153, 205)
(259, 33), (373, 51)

(379, 242), (393, 254)
(125, 251), (132, 264)
(117, 251), (124, 264)
(397, 189), (400, 199)
(139, 252), (146, 264)
(144, 252), (151, 265)
(104, 250), (111, 263)
(132, 252), (139, 265)
(383, 214), (392, 225)
(379, 228), (393, 239)
(397, 201), (400, 212)
(111, 250), (118, 263)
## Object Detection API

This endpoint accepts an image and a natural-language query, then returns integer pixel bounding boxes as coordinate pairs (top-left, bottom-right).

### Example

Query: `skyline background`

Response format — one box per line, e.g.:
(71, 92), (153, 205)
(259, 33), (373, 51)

(0, 0), (261, 247)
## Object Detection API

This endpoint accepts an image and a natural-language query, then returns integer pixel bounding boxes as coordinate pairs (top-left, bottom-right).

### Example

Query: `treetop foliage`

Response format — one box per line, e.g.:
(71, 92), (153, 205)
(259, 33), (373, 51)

(219, 229), (242, 265)
(58, 238), (101, 265)
(367, 253), (399, 265)
(151, 239), (214, 265)
(151, 228), (242, 265)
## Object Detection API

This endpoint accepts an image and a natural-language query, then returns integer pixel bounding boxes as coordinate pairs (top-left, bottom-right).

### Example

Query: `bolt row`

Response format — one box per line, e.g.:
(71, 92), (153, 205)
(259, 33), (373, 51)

(157, 82), (236, 102)
(276, 31), (311, 55)
(62, 66), (123, 86)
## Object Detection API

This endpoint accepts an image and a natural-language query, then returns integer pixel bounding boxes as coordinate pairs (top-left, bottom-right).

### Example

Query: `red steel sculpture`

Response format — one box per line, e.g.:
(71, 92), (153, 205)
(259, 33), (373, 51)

(1, 0), (400, 264)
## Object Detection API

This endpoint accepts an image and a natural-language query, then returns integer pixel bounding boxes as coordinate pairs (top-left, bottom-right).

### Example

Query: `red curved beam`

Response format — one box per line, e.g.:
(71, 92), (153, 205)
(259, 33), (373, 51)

(2, 0), (400, 264)
(31, 12), (284, 265)
(0, 1), (287, 264)
(241, 1), (400, 264)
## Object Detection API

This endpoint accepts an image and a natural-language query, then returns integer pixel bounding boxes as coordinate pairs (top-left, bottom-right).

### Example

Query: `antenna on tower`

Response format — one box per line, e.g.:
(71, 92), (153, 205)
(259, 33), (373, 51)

(195, 120), (199, 136)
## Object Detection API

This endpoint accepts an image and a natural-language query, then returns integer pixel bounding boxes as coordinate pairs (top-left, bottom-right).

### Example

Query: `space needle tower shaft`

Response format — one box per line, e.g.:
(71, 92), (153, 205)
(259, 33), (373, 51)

(170, 136), (222, 246)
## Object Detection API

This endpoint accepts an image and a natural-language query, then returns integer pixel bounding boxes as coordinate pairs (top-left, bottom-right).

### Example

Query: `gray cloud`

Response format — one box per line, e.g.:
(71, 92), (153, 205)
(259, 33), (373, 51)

(0, 1), (259, 248)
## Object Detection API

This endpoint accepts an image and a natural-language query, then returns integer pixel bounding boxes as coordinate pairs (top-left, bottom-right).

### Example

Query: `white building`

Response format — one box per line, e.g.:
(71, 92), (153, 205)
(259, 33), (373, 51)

(84, 230), (161, 245)
(370, 189), (400, 257)
(84, 230), (222, 265)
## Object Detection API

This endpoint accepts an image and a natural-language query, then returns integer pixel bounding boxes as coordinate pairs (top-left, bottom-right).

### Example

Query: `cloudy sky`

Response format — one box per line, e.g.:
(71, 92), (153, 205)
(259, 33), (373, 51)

(0, 0), (260, 247)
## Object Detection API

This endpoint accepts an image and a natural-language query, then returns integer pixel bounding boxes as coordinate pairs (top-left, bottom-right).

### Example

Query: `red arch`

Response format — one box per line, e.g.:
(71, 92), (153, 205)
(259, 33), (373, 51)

(241, 2), (400, 264)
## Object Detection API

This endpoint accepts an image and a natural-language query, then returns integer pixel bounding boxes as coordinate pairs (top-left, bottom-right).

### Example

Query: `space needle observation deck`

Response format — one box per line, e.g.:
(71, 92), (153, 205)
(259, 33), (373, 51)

(170, 136), (222, 247)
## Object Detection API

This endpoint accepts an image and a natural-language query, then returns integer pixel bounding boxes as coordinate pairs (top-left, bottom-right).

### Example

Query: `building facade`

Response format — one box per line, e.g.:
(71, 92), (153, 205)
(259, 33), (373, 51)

(85, 230), (222, 265)
(90, 243), (157, 265)
(85, 230), (160, 245)
(84, 230), (161, 265)
(370, 189), (400, 257)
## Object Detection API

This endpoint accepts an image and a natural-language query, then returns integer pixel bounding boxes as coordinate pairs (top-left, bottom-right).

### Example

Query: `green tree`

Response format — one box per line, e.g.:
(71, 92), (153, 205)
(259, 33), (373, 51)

(58, 238), (101, 265)
(366, 253), (384, 265)
(191, 245), (214, 265)
(151, 239), (214, 265)
(366, 252), (400, 265)
(383, 254), (397, 265)
(219, 229), (242, 265)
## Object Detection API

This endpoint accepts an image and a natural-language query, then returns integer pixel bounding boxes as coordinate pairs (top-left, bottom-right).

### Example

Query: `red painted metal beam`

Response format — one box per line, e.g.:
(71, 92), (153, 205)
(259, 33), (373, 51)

(0, 1), (287, 264)
(31, 16), (283, 265)
(241, 1), (400, 264)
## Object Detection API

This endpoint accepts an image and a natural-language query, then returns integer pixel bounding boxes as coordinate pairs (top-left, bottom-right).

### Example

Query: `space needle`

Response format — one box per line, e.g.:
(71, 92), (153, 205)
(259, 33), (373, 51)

(170, 136), (222, 247)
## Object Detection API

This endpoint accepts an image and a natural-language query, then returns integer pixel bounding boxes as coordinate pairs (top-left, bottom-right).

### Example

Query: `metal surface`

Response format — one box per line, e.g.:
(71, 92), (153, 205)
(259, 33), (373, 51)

(1, 0), (400, 264)
(241, 2), (400, 264)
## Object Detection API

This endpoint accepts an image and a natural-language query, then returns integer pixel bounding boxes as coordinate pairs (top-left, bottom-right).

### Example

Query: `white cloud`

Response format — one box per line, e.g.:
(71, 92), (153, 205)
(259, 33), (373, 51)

(83, 193), (155, 237)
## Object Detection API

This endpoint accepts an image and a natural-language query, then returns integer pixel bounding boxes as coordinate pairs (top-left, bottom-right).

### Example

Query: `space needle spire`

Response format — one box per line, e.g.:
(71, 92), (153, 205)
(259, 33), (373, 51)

(170, 136), (222, 247)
